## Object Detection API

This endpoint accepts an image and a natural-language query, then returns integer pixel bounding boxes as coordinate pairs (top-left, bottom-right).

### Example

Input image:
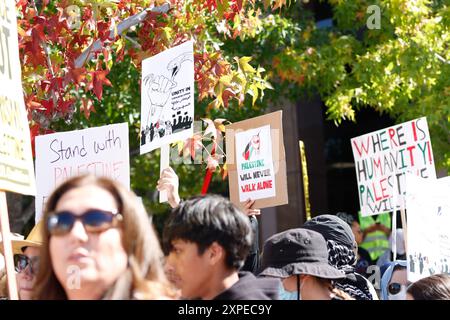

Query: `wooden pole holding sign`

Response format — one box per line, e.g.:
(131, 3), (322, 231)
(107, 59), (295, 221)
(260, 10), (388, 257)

(159, 145), (170, 203)
(0, 192), (19, 300)
(400, 206), (408, 254)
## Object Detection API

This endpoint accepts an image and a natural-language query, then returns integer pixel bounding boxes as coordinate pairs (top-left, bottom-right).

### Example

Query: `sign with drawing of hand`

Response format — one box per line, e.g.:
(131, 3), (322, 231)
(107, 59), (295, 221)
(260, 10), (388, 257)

(140, 40), (194, 154)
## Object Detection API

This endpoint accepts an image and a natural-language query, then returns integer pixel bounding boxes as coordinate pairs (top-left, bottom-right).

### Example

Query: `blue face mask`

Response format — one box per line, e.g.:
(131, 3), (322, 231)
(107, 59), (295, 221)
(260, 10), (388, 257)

(278, 285), (299, 300)
(278, 276), (301, 300)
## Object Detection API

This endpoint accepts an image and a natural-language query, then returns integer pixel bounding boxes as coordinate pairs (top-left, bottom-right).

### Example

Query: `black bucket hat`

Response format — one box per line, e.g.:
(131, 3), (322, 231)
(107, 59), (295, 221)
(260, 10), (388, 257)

(258, 228), (345, 280)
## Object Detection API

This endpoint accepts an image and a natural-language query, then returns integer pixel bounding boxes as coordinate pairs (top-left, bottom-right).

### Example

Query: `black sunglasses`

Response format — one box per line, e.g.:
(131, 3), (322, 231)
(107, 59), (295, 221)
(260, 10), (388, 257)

(47, 209), (123, 236)
(14, 254), (40, 275)
(388, 282), (405, 295)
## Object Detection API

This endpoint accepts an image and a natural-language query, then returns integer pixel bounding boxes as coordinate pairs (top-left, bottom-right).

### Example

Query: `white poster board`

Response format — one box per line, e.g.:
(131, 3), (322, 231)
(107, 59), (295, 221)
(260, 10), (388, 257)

(406, 174), (450, 282)
(351, 117), (436, 216)
(35, 123), (130, 222)
(0, 0), (36, 195)
(235, 125), (276, 202)
(140, 40), (194, 154)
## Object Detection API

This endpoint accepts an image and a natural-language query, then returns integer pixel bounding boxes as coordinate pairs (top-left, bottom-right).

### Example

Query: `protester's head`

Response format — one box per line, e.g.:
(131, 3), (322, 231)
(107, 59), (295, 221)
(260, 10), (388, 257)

(303, 214), (378, 300)
(407, 274), (450, 300)
(0, 224), (43, 300)
(13, 221), (43, 300)
(259, 228), (345, 300)
(380, 260), (408, 300)
(34, 174), (172, 300)
(163, 194), (252, 300)
(336, 212), (364, 245)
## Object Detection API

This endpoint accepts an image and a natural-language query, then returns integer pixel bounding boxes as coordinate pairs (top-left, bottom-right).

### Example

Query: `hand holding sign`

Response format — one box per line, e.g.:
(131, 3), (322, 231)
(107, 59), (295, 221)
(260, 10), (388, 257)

(243, 199), (261, 216)
(157, 166), (181, 208)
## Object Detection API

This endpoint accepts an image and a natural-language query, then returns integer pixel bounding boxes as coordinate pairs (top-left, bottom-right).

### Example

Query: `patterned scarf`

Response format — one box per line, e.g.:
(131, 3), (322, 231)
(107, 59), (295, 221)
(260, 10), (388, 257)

(327, 239), (374, 300)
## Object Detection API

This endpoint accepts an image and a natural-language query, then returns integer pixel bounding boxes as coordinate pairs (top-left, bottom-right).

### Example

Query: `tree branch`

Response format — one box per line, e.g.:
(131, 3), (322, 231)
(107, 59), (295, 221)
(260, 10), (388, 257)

(74, 3), (170, 68)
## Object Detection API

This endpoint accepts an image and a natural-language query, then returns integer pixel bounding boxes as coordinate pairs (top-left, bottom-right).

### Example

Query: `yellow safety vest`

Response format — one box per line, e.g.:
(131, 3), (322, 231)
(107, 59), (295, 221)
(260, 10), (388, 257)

(359, 211), (391, 262)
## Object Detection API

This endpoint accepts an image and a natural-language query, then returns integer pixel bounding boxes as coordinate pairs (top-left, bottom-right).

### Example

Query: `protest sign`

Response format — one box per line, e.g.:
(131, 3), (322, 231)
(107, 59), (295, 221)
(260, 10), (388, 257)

(0, 0), (36, 299)
(0, 0), (36, 195)
(35, 123), (130, 222)
(351, 117), (436, 216)
(226, 111), (288, 209)
(140, 40), (194, 154)
(406, 174), (450, 282)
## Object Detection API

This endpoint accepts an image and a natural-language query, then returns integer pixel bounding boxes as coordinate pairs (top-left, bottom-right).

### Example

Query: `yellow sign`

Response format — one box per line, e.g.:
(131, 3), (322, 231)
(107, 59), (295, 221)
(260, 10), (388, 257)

(0, 0), (36, 195)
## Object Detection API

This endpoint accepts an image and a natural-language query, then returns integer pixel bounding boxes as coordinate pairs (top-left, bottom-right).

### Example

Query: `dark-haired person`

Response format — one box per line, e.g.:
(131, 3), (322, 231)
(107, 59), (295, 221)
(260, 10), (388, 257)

(407, 273), (450, 300)
(163, 194), (279, 300)
(33, 175), (177, 300)
(158, 167), (262, 274)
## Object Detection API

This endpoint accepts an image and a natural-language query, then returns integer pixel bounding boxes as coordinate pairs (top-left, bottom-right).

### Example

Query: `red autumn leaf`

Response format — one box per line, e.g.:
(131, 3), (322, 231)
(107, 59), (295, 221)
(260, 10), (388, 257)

(90, 70), (112, 100)
(222, 88), (235, 107)
(97, 21), (111, 42)
(81, 98), (95, 119)
(57, 98), (75, 114)
(65, 67), (86, 84)
(183, 134), (203, 160)
(30, 124), (54, 158)
(41, 99), (55, 116)
(24, 95), (41, 111)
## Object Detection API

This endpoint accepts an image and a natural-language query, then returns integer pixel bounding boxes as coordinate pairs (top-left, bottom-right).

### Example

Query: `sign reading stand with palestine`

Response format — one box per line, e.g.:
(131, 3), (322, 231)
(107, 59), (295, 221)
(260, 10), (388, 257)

(226, 111), (288, 209)
(0, 0), (36, 195)
(351, 117), (436, 217)
(35, 123), (130, 222)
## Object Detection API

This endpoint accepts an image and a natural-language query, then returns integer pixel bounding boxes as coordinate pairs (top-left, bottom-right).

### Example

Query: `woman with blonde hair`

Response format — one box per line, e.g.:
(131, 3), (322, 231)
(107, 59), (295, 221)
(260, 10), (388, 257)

(33, 174), (176, 300)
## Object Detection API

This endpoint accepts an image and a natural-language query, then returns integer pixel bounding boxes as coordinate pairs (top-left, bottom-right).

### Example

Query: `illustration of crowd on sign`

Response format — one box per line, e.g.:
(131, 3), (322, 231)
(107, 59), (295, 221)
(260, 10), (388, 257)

(2, 0), (450, 301)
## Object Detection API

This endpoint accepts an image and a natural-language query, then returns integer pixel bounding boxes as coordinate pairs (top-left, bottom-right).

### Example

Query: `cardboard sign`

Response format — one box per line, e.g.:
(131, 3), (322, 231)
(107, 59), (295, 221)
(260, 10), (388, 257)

(140, 40), (194, 154)
(226, 111), (288, 209)
(0, 0), (36, 195)
(406, 174), (450, 282)
(35, 123), (130, 222)
(351, 117), (436, 216)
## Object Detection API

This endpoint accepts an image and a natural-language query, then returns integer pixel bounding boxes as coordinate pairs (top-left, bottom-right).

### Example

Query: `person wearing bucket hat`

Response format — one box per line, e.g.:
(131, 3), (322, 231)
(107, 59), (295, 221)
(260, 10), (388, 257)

(303, 214), (378, 300)
(258, 228), (347, 300)
(0, 221), (43, 300)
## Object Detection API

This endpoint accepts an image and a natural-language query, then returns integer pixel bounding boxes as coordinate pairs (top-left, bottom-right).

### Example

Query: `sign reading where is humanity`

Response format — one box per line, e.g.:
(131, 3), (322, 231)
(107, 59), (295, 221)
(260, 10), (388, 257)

(226, 111), (288, 209)
(351, 117), (436, 216)
(35, 123), (130, 222)
(406, 174), (450, 282)
(140, 40), (194, 154)
(0, 0), (36, 195)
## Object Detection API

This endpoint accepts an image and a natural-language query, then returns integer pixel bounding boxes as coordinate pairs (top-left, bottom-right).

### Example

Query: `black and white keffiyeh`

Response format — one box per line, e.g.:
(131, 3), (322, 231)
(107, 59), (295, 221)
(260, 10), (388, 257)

(326, 239), (373, 300)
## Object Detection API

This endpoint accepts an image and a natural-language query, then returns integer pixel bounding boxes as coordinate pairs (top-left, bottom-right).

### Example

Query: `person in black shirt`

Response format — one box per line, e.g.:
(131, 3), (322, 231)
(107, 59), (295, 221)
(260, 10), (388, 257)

(162, 194), (279, 300)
